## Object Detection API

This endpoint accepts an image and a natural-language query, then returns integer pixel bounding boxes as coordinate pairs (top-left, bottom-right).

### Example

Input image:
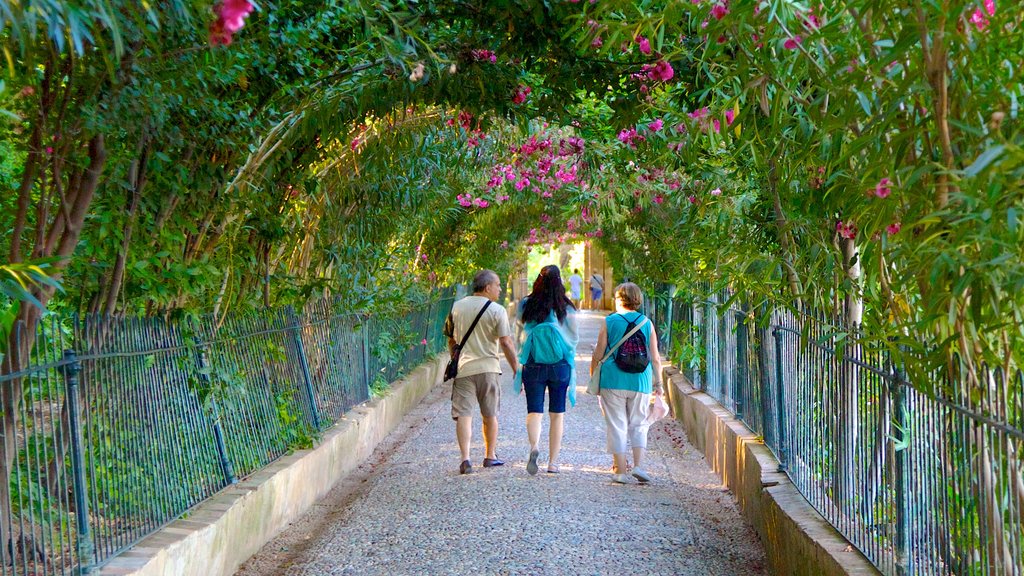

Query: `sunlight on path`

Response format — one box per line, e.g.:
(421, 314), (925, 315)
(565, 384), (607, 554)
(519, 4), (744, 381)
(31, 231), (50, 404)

(237, 311), (766, 576)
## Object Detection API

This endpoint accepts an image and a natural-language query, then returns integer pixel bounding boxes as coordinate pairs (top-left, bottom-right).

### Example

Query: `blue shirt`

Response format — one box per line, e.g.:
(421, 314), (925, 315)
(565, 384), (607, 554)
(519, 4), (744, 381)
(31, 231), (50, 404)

(599, 312), (653, 393)
(513, 299), (579, 406)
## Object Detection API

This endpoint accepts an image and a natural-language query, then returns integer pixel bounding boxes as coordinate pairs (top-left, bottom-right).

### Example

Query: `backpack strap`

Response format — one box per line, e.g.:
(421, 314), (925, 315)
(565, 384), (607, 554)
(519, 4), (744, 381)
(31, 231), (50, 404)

(600, 316), (649, 364)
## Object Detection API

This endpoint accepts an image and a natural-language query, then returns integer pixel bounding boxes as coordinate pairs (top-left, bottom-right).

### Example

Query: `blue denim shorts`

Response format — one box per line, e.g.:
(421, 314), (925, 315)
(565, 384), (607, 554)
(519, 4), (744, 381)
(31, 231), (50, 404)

(522, 360), (572, 414)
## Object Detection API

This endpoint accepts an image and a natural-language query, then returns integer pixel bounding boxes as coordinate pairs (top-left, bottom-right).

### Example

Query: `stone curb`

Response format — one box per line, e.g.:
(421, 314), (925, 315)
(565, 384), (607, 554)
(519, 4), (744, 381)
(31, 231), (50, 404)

(664, 366), (882, 576)
(98, 356), (447, 576)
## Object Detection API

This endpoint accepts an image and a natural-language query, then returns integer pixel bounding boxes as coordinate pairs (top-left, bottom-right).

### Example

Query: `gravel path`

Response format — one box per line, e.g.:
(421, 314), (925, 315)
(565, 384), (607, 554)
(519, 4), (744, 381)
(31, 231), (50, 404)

(236, 311), (767, 576)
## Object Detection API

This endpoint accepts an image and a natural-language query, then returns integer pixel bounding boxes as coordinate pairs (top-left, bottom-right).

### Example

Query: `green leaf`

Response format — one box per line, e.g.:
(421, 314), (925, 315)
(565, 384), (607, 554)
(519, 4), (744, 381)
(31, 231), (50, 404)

(964, 145), (1004, 178)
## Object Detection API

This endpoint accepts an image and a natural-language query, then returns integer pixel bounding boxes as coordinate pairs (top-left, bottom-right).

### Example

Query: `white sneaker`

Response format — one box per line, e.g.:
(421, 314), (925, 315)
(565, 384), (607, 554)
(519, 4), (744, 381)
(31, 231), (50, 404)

(611, 473), (631, 484)
(631, 468), (652, 483)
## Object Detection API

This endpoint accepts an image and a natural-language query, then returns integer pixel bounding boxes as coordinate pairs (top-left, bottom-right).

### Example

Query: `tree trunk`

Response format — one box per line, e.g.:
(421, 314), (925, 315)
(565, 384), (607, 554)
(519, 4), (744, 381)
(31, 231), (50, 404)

(835, 237), (862, 510)
(101, 136), (149, 316)
(0, 135), (106, 564)
(767, 160), (803, 303)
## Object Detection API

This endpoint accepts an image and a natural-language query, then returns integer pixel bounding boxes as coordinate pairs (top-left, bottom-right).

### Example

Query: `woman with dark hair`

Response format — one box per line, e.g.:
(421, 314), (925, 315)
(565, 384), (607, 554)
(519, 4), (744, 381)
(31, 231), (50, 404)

(514, 265), (579, 475)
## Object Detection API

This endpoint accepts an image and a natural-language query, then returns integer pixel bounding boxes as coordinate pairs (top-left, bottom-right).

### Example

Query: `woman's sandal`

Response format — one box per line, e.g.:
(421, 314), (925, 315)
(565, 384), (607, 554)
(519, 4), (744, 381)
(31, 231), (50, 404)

(546, 463), (560, 474)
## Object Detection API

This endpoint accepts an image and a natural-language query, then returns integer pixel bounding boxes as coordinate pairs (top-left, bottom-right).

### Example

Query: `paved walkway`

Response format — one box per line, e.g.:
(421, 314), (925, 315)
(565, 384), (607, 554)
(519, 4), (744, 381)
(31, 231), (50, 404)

(236, 311), (767, 576)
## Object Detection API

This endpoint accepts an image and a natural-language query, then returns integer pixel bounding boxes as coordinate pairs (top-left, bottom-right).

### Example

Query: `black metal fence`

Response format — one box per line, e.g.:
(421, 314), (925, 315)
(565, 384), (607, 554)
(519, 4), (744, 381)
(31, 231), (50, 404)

(647, 287), (1024, 576)
(0, 295), (453, 574)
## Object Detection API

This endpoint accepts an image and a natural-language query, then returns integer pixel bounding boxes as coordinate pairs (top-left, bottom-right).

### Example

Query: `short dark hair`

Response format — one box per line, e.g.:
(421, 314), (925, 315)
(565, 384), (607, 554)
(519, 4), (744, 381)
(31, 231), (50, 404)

(472, 270), (499, 293)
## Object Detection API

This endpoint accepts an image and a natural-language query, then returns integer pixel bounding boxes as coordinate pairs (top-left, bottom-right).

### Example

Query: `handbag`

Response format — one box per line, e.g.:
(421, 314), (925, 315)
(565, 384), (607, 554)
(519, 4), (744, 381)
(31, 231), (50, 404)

(444, 300), (493, 381)
(586, 317), (650, 395)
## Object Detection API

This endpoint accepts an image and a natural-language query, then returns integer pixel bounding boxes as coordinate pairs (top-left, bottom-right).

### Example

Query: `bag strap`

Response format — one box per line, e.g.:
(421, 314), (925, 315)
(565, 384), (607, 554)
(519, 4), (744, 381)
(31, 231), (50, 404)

(600, 316), (649, 364)
(455, 300), (493, 352)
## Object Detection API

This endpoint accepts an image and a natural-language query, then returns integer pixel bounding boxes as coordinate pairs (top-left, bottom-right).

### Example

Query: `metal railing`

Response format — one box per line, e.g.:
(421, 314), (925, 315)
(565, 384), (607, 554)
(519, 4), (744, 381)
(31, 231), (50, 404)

(0, 294), (453, 574)
(653, 287), (1024, 576)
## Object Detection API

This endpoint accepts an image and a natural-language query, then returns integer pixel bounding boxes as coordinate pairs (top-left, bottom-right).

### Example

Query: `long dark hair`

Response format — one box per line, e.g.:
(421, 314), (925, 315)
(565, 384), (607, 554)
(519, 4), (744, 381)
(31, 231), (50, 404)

(522, 265), (575, 324)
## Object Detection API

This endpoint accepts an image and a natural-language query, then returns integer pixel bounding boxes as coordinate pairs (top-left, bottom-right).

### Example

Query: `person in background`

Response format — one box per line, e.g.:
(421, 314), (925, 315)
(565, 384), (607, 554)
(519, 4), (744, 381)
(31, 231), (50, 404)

(568, 268), (583, 310)
(590, 282), (663, 484)
(445, 270), (520, 475)
(514, 265), (578, 475)
(588, 272), (604, 309)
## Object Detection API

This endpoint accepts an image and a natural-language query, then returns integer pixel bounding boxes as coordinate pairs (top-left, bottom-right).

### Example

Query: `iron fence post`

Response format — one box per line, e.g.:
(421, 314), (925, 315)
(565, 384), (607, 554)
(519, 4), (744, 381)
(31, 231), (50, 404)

(771, 328), (789, 472)
(288, 307), (321, 430)
(664, 284), (676, 352)
(734, 311), (747, 421)
(362, 314), (372, 398)
(62, 350), (96, 575)
(197, 350), (237, 485)
(892, 366), (910, 576)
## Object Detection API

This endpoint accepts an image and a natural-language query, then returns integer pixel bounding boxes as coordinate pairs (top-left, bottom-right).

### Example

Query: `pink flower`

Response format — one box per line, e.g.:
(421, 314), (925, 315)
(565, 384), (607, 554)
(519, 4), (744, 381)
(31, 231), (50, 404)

(969, 9), (989, 30)
(648, 118), (664, 132)
(873, 177), (892, 199)
(710, 188), (722, 196)
(421, 339), (428, 345)
(688, 195), (698, 204)
(984, 0), (996, 15)
(688, 107), (709, 120)
(636, 36), (651, 55)
(471, 49), (497, 62)
(712, 119), (721, 132)
(886, 223), (901, 235)
(836, 220), (857, 239)
(653, 195), (664, 205)
(473, 198), (489, 208)
(784, 36), (802, 50)
(45, 146), (53, 154)
(512, 85), (531, 105)
(711, 3), (729, 20)
(209, 0), (254, 45)
(725, 109), (735, 126)
(591, 36), (604, 48)
(644, 60), (674, 82)
(457, 194), (474, 207)
(350, 137), (361, 150)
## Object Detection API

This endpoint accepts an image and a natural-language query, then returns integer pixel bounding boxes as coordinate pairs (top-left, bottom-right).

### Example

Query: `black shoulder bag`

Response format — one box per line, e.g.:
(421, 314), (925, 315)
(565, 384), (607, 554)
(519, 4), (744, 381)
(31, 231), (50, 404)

(444, 300), (493, 381)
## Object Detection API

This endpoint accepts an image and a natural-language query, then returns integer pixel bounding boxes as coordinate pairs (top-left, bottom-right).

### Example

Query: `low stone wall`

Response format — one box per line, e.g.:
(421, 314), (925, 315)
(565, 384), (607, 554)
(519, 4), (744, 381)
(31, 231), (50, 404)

(664, 366), (881, 576)
(99, 356), (447, 576)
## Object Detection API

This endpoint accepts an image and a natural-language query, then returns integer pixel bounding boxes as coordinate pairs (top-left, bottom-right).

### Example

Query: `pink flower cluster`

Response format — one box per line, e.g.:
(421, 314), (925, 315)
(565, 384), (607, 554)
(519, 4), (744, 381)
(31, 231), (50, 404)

(836, 220), (857, 240)
(209, 0), (254, 46)
(784, 36), (802, 50)
(617, 128), (646, 148)
(873, 177), (892, 199)
(711, 2), (729, 20)
(512, 85), (532, 105)
(636, 36), (652, 55)
(641, 61), (674, 82)
(456, 193), (490, 208)
(970, 0), (996, 31)
(471, 49), (498, 62)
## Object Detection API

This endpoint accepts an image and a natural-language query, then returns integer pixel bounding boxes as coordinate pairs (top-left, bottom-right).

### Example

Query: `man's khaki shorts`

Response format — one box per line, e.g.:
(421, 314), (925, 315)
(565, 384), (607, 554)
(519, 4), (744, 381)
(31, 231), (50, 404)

(451, 372), (501, 420)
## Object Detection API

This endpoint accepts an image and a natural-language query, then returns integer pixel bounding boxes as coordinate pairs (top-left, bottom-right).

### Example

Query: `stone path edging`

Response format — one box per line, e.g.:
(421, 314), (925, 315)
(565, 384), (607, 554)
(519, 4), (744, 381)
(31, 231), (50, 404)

(98, 356), (446, 576)
(664, 366), (882, 576)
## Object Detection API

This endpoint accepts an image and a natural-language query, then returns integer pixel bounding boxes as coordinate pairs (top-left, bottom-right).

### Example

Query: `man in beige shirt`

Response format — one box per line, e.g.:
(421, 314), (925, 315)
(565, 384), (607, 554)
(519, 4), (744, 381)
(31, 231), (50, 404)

(445, 270), (519, 474)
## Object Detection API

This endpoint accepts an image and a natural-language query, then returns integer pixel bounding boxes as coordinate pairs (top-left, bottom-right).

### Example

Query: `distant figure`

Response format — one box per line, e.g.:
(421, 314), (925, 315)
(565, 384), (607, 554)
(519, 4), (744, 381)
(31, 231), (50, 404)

(568, 269), (583, 309)
(590, 282), (663, 484)
(589, 272), (604, 308)
(444, 270), (520, 475)
(514, 265), (578, 475)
